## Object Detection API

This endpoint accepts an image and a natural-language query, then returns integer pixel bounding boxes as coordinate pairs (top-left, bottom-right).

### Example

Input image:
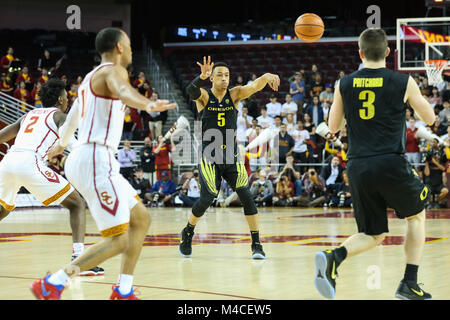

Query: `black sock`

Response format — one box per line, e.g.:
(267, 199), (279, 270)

(186, 223), (195, 234)
(333, 246), (347, 268)
(403, 264), (418, 283)
(250, 231), (260, 244)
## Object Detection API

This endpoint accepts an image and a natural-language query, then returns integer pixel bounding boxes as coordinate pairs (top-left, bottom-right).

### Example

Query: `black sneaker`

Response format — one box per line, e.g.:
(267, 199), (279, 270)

(251, 243), (266, 260)
(71, 255), (105, 276)
(314, 250), (337, 299)
(395, 280), (432, 300)
(179, 227), (194, 258)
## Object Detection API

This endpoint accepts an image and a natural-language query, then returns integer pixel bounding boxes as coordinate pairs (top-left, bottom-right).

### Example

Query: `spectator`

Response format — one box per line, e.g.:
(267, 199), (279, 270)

(60, 74), (68, 88)
(322, 100), (331, 122)
(428, 87), (443, 108)
(37, 68), (49, 84)
(310, 73), (325, 98)
(250, 169), (274, 207)
(248, 125), (269, 171)
(272, 174), (294, 206)
(303, 113), (316, 136)
(280, 155), (303, 196)
(334, 70), (345, 89)
(142, 82), (153, 98)
(146, 92), (163, 139)
(291, 121), (310, 166)
(289, 72), (306, 109)
(330, 170), (352, 207)
(118, 139), (136, 181)
(320, 156), (344, 205)
(179, 169), (200, 207)
(266, 94), (282, 118)
(430, 115), (447, 137)
(140, 137), (156, 184)
(424, 139), (448, 208)
(306, 64), (319, 85)
(271, 116), (283, 134)
(133, 71), (149, 94)
(75, 76), (83, 90)
(281, 94), (298, 123)
(47, 155), (66, 177)
(247, 73), (257, 85)
(30, 82), (43, 108)
(153, 135), (175, 180)
(319, 83), (334, 104)
(14, 81), (30, 111)
(257, 106), (275, 129)
(296, 168), (326, 207)
(235, 75), (245, 86)
(439, 100), (450, 125)
(122, 107), (135, 140)
(130, 168), (152, 204)
(419, 77), (433, 97)
(68, 83), (78, 100)
(283, 113), (296, 135)
(148, 171), (176, 207)
(242, 96), (259, 120)
(441, 125), (450, 143)
(16, 66), (33, 91)
(0, 73), (13, 96)
(237, 105), (253, 145)
(37, 49), (61, 74)
(0, 47), (20, 74)
(275, 123), (294, 164)
(306, 96), (324, 127)
(436, 74), (448, 94)
(405, 118), (421, 168)
(245, 118), (259, 145)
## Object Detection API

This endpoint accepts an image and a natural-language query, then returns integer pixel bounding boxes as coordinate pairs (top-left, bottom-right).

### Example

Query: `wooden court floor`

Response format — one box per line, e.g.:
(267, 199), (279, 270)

(0, 205), (448, 300)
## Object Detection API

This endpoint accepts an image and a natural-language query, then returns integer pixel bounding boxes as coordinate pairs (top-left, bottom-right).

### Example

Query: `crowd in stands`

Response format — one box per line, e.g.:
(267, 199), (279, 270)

(2, 43), (450, 209)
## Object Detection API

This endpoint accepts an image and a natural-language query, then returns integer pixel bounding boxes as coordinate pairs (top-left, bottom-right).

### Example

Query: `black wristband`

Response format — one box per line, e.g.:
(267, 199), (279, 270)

(191, 75), (209, 88)
(187, 75), (209, 100)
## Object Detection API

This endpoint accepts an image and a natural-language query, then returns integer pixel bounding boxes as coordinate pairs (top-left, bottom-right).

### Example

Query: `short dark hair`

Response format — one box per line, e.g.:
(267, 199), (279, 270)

(95, 28), (123, 54)
(39, 78), (66, 108)
(358, 28), (388, 62)
(212, 62), (230, 73)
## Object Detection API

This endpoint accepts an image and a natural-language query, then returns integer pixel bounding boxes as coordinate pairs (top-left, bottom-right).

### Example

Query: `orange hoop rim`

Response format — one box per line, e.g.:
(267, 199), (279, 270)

(424, 59), (449, 70)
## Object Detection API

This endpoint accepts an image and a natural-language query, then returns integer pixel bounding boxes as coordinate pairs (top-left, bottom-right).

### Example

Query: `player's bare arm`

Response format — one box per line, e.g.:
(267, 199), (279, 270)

(186, 56), (213, 112)
(230, 73), (280, 105)
(328, 80), (345, 134)
(404, 76), (435, 126)
(103, 65), (177, 113)
(53, 112), (67, 129)
(0, 116), (23, 144)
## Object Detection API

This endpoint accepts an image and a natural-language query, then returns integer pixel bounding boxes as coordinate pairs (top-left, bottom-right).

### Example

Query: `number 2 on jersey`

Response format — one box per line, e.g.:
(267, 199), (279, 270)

(358, 90), (375, 120)
(24, 116), (39, 133)
(218, 112), (225, 127)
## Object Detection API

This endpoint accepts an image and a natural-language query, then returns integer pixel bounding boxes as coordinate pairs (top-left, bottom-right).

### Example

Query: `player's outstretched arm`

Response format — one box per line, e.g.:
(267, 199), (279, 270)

(231, 73), (280, 101)
(186, 56), (213, 112)
(105, 65), (177, 113)
(0, 116), (23, 144)
(405, 76), (435, 126)
(328, 80), (345, 134)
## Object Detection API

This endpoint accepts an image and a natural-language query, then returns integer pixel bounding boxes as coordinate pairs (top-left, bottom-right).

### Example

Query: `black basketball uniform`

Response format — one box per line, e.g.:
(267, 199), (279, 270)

(340, 67), (429, 235)
(198, 89), (248, 197)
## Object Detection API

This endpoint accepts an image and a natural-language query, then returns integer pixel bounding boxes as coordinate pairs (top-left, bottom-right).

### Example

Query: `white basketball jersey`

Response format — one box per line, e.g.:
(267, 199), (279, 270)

(75, 62), (126, 152)
(10, 107), (60, 160)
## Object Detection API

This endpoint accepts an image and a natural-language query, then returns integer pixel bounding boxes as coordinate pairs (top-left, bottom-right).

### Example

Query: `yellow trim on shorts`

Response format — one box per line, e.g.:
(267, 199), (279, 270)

(0, 199), (15, 211)
(42, 183), (71, 206)
(200, 158), (218, 195)
(100, 222), (129, 238)
(135, 195), (141, 202)
(236, 162), (248, 189)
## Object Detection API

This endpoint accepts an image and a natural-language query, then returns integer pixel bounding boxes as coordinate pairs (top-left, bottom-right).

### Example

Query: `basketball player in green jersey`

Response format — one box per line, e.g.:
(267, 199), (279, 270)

(179, 56), (280, 259)
(313, 29), (435, 300)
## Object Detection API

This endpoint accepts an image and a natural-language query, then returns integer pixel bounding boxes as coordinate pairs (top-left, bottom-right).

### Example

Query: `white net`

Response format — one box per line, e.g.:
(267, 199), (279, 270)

(424, 60), (448, 86)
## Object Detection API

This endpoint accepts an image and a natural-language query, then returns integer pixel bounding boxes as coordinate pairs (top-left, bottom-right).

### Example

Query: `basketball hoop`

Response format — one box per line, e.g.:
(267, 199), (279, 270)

(424, 59), (448, 86)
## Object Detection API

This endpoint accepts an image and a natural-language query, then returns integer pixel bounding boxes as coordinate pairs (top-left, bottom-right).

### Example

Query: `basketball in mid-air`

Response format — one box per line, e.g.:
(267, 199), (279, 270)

(294, 13), (324, 42)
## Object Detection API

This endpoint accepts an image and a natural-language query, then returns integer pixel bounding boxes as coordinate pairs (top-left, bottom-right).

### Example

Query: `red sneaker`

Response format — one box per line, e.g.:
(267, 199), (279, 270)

(110, 286), (141, 300)
(30, 274), (65, 300)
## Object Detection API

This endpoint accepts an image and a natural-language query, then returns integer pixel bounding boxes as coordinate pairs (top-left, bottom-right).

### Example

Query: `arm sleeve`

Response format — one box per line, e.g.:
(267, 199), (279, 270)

(58, 98), (80, 147)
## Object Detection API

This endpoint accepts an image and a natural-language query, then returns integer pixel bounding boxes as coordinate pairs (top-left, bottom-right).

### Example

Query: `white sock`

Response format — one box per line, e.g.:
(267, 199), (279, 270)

(117, 274), (133, 295)
(48, 269), (70, 287)
(72, 243), (84, 257)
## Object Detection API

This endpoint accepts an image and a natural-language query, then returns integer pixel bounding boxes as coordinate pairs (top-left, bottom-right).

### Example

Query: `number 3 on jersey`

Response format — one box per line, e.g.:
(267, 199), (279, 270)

(359, 90), (375, 120)
(218, 112), (225, 127)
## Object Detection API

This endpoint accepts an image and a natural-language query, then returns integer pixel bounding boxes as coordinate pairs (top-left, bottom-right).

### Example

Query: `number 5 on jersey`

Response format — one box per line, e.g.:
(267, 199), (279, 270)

(218, 112), (225, 127)
(359, 90), (375, 120)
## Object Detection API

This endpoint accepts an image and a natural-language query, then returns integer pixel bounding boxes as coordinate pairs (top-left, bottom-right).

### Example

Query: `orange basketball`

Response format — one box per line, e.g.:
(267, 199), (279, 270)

(294, 13), (324, 43)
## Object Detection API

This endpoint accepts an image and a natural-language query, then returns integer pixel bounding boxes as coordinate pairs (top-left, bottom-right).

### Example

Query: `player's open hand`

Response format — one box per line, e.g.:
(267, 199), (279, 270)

(264, 73), (280, 91)
(197, 56), (214, 80)
(47, 142), (65, 160)
(147, 99), (178, 113)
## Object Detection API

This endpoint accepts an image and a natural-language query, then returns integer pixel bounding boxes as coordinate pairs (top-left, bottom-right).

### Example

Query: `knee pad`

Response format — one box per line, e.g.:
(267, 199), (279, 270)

(191, 192), (215, 218)
(236, 187), (258, 216)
